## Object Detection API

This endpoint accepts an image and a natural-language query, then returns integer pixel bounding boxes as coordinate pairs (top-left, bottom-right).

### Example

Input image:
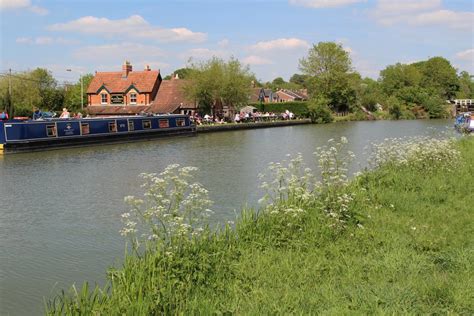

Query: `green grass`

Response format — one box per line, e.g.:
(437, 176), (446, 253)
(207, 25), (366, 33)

(46, 137), (474, 315)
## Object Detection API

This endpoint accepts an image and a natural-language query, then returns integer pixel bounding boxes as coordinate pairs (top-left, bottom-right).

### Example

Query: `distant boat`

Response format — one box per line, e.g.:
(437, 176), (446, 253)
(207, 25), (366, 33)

(0, 114), (195, 154)
(454, 112), (474, 134)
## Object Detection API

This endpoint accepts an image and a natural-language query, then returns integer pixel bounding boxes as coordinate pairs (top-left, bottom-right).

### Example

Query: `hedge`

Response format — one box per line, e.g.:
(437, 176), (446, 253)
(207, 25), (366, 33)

(249, 101), (309, 117)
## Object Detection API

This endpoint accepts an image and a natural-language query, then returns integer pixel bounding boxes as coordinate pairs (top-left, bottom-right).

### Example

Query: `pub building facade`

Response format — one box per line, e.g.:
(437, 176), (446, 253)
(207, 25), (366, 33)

(86, 61), (162, 115)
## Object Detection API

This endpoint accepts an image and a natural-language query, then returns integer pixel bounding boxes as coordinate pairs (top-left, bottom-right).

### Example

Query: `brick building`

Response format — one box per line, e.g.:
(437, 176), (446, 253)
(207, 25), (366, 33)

(86, 61), (162, 115)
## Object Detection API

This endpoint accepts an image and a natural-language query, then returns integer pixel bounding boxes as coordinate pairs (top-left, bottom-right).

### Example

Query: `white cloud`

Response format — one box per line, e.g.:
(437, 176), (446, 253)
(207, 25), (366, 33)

(48, 15), (207, 43)
(289, 0), (365, 8)
(250, 38), (310, 52)
(242, 55), (273, 65)
(456, 49), (474, 62)
(73, 43), (166, 62)
(0, 0), (48, 15)
(372, 0), (473, 29)
(16, 36), (79, 45)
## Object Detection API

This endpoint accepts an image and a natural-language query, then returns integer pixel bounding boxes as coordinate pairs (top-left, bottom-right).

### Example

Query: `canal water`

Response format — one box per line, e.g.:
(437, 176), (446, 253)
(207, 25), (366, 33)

(0, 119), (452, 315)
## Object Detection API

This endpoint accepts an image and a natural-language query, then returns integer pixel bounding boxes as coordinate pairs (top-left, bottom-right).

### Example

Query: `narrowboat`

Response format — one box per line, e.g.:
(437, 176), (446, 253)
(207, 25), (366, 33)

(454, 112), (474, 134)
(0, 114), (195, 154)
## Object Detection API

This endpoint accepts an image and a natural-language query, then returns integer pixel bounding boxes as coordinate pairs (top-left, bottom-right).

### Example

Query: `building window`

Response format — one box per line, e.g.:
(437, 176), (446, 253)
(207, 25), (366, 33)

(81, 123), (90, 135)
(101, 93), (108, 104)
(46, 124), (57, 137)
(130, 93), (137, 104)
(143, 120), (152, 129)
(109, 122), (117, 132)
(159, 119), (169, 128)
(176, 118), (186, 127)
(128, 121), (134, 131)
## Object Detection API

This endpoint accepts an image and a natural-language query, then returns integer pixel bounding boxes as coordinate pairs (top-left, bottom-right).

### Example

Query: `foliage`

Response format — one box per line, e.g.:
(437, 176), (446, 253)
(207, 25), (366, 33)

(184, 57), (254, 114)
(252, 101), (309, 116)
(300, 41), (357, 113)
(47, 137), (474, 314)
(163, 67), (194, 80)
(289, 73), (310, 88)
(456, 71), (474, 99)
(306, 96), (333, 123)
(414, 57), (460, 99)
(0, 68), (63, 117)
(63, 74), (94, 112)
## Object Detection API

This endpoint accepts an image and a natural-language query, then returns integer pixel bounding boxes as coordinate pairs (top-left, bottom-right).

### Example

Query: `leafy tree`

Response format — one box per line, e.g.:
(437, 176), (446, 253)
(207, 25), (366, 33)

(456, 71), (474, 99)
(64, 74), (94, 112)
(379, 63), (422, 96)
(307, 96), (333, 123)
(299, 41), (357, 113)
(386, 96), (404, 119)
(289, 73), (310, 88)
(184, 57), (253, 114)
(164, 68), (193, 80)
(414, 57), (459, 99)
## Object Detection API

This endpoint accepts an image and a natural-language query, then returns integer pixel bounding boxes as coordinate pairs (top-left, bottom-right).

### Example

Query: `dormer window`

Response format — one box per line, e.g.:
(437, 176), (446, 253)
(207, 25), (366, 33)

(130, 93), (137, 104)
(101, 93), (108, 104)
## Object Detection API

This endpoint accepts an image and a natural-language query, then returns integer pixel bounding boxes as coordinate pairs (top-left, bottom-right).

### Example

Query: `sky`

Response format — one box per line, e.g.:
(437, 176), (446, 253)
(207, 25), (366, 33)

(0, 0), (473, 84)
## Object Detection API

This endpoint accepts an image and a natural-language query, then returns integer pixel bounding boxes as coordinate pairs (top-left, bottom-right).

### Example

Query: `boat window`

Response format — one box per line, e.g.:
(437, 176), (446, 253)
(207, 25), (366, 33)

(81, 123), (90, 135)
(143, 120), (152, 129)
(159, 119), (169, 128)
(46, 124), (57, 137)
(128, 121), (134, 131)
(176, 118), (186, 127)
(109, 122), (117, 132)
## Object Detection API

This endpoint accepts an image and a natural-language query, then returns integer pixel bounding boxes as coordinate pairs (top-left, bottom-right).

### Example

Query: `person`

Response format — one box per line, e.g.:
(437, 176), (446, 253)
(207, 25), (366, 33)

(60, 108), (70, 119)
(74, 112), (83, 119)
(33, 107), (43, 120)
(0, 110), (8, 120)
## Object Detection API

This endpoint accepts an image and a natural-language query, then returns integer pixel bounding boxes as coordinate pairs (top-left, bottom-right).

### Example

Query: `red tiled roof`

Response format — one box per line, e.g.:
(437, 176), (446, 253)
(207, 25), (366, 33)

(87, 70), (160, 94)
(149, 79), (196, 113)
(86, 105), (150, 115)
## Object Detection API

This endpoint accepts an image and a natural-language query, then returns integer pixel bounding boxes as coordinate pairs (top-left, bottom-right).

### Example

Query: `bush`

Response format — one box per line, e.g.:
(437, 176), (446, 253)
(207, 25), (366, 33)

(306, 97), (333, 123)
(251, 101), (309, 117)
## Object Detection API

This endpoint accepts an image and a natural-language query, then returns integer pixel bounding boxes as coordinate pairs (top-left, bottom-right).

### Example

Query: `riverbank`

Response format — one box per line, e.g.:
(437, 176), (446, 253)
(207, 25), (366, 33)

(196, 118), (311, 133)
(47, 135), (473, 314)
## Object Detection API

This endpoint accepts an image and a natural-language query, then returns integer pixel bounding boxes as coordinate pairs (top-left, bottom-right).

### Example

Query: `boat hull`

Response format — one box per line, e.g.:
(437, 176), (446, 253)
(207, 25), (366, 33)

(0, 115), (195, 154)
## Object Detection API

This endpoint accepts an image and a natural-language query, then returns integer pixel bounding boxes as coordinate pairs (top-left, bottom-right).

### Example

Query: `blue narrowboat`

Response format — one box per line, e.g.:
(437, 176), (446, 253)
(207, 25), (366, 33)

(454, 112), (474, 134)
(0, 114), (195, 154)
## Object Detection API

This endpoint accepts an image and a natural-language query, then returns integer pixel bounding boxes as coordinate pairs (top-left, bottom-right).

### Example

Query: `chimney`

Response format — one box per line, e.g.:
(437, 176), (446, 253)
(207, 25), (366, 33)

(144, 65), (151, 71)
(122, 61), (132, 78)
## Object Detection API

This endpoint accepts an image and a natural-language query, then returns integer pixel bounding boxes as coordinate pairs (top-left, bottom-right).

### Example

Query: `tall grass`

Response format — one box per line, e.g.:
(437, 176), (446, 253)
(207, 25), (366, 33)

(46, 136), (474, 315)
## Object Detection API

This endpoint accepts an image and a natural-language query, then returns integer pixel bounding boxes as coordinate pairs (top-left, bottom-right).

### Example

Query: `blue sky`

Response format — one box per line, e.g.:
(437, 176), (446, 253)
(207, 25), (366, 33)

(1, 0), (473, 83)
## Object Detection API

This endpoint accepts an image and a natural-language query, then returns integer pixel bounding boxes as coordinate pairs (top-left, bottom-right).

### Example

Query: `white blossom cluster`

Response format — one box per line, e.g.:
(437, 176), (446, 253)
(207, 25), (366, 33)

(120, 164), (213, 249)
(368, 136), (461, 172)
(259, 137), (357, 228)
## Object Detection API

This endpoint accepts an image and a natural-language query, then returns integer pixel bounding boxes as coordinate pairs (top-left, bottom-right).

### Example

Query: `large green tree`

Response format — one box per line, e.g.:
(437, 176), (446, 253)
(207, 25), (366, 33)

(299, 41), (357, 112)
(413, 57), (459, 99)
(184, 57), (253, 114)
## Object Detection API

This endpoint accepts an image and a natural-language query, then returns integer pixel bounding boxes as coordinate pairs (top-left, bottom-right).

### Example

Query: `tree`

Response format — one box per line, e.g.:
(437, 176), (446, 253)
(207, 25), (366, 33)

(184, 57), (254, 114)
(289, 73), (310, 88)
(414, 57), (459, 99)
(379, 63), (422, 96)
(307, 96), (333, 123)
(456, 71), (473, 99)
(164, 68), (193, 80)
(299, 41), (357, 113)
(64, 74), (94, 112)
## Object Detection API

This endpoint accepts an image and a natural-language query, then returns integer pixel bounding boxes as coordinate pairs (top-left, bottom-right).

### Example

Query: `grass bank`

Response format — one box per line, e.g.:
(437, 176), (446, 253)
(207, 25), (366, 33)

(47, 136), (474, 315)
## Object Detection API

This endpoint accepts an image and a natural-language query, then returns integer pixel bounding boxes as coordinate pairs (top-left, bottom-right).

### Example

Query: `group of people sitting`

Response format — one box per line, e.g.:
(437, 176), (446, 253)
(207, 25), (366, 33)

(191, 109), (296, 125)
(32, 107), (84, 120)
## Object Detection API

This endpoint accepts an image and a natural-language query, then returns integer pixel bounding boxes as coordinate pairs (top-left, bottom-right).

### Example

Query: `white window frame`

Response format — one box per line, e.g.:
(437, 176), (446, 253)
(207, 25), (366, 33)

(130, 93), (137, 105)
(101, 93), (108, 104)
